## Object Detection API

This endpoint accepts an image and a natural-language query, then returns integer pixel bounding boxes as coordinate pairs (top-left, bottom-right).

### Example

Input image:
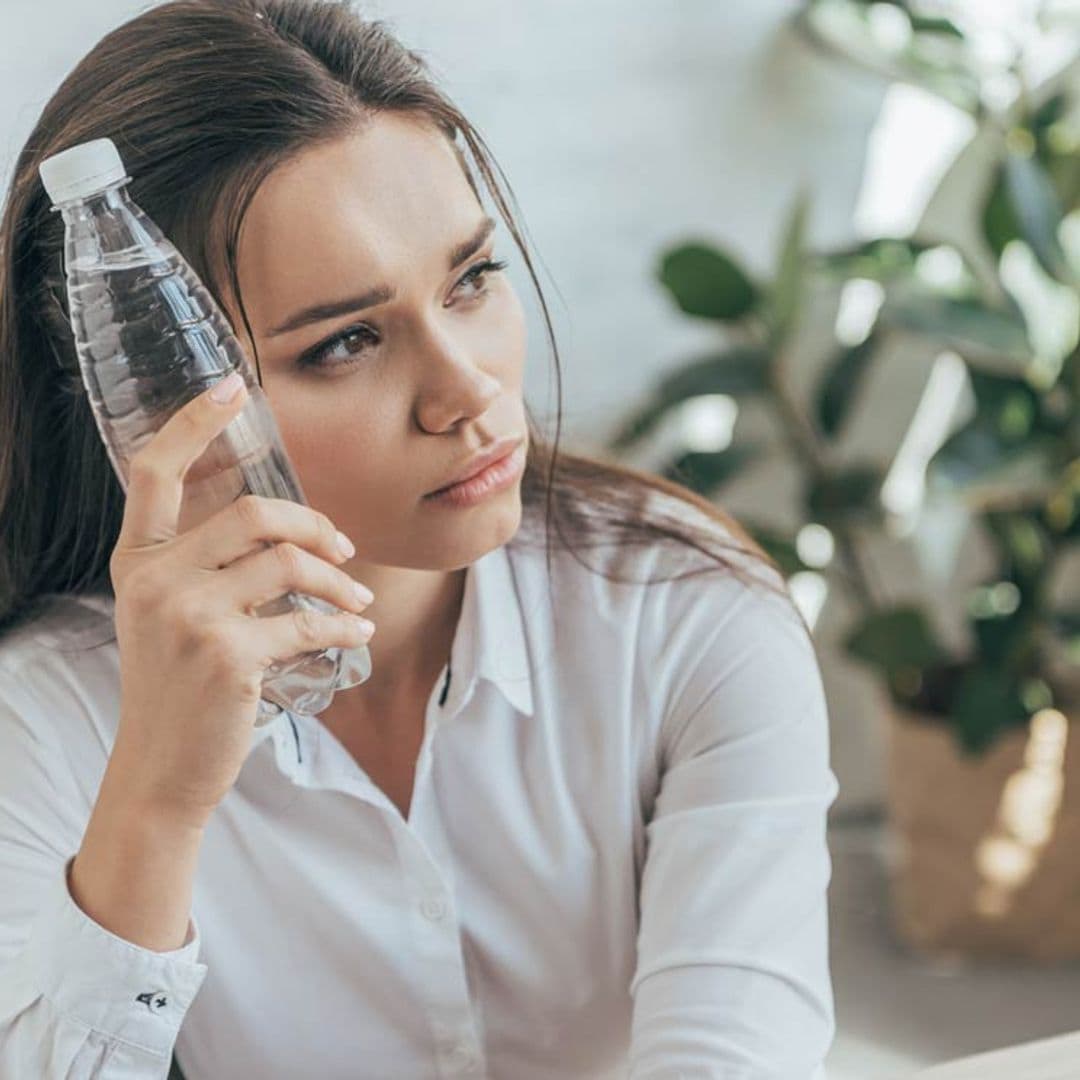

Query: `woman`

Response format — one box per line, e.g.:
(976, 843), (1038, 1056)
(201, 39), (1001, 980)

(0, 1), (839, 1077)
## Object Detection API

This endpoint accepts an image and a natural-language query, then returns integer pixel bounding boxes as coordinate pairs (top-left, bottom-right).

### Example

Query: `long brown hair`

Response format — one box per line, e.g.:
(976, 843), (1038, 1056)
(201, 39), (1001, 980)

(0, 0), (798, 644)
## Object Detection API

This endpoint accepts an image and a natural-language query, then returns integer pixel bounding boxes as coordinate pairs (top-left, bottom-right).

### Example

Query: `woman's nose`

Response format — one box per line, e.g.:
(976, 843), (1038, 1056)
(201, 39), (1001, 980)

(412, 331), (502, 431)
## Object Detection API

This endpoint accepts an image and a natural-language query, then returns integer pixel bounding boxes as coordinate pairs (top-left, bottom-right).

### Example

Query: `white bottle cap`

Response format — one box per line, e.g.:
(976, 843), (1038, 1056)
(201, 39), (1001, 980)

(39, 138), (129, 205)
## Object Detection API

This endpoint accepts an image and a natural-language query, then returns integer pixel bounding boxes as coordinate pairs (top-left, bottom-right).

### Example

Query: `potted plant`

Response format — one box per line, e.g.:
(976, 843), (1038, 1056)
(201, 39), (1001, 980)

(609, 0), (1080, 962)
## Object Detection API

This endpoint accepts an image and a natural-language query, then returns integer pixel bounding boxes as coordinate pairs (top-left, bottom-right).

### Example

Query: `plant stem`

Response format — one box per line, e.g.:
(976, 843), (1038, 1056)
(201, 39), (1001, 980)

(765, 332), (887, 613)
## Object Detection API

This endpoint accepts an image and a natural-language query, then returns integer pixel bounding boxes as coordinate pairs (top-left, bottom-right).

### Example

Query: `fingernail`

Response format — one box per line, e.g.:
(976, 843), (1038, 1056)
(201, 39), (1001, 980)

(353, 580), (374, 604)
(335, 530), (356, 558)
(211, 372), (244, 403)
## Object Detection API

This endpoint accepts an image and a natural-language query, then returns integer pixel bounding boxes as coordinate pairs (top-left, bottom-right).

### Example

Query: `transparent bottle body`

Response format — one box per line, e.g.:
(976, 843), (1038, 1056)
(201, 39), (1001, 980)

(56, 182), (371, 726)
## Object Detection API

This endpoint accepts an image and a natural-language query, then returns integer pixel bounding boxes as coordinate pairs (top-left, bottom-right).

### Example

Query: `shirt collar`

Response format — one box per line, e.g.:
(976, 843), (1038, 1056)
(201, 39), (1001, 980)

(450, 539), (534, 719)
(248, 539), (535, 758)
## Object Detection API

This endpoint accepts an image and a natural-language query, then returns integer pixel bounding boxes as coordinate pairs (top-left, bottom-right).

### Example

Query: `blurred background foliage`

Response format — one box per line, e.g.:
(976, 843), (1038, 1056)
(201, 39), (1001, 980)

(610, 0), (1080, 755)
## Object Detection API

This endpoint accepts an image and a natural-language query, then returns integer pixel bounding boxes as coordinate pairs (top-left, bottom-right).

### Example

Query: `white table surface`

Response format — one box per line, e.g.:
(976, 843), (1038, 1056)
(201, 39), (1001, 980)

(908, 1029), (1080, 1078)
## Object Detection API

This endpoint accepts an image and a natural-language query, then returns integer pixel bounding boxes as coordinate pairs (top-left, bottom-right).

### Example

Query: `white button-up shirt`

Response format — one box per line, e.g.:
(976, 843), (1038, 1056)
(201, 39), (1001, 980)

(0, 505), (839, 1079)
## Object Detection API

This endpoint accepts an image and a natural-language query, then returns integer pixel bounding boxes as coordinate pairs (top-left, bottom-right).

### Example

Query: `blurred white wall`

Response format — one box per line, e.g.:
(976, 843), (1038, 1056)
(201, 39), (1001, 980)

(0, 1), (888, 811)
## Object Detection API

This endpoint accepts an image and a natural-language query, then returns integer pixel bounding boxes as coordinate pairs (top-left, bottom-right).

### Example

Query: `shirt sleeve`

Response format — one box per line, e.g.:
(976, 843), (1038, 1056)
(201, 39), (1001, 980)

(0, 673), (209, 1078)
(629, 558), (840, 1080)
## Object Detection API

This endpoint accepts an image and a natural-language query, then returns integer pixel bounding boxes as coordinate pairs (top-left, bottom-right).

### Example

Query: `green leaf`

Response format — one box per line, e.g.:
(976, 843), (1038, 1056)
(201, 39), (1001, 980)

(1051, 610), (1080, 643)
(661, 443), (762, 497)
(770, 191), (810, 343)
(658, 243), (759, 322)
(928, 370), (1060, 492)
(965, 368), (1042, 447)
(982, 511), (1053, 581)
(929, 421), (1057, 491)
(843, 606), (948, 675)
(1032, 91), (1069, 137)
(982, 165), (1020, 259)
(607, 346), (771, 451)
(814, 329), (881, 439)
(970, 607), (1038, 669)
(1002, 148), (1073, 285)
(814, 237), (931, 282)
(805, 465), (883, 524)
(983, 100), (1080, 260)
(880, 290), (1032, 366)
(908, 13), (965, 38)
(656, 345), (772, 403)
(951, 666), (1027, 756)
(1044, 463), (1080, 538)
(793, 1), (981, 113)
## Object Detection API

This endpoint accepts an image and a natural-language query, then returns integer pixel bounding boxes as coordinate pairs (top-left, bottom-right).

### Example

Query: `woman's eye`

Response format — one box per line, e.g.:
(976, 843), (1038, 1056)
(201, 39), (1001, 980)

(298, 325), (379, 370)
(454, 257), (509, 300)
(296, 257), (509, 372)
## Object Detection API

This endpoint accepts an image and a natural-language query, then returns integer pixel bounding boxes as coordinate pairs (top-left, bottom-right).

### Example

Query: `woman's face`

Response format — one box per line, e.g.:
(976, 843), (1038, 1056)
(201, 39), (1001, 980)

(226, 114), (529, 571)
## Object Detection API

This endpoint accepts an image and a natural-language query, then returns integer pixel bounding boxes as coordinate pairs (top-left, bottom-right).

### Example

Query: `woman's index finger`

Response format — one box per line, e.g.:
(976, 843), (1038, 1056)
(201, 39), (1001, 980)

(114, 373), (249, 552)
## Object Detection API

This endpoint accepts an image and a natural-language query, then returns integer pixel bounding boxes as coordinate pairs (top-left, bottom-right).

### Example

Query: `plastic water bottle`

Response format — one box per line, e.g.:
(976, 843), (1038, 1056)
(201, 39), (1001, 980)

(38, 138), (372, 726)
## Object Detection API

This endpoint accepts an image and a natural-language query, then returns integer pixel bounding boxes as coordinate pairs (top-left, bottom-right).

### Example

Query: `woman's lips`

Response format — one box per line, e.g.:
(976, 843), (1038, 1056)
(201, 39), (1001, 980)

(422, 441), (526, 507)
(426, 437), (523, 496)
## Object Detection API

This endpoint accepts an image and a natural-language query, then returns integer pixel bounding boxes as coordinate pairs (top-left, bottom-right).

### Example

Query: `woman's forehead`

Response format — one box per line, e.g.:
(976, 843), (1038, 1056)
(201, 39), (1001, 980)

(247, 117), (471, 242)
(236, 118), (482, 326)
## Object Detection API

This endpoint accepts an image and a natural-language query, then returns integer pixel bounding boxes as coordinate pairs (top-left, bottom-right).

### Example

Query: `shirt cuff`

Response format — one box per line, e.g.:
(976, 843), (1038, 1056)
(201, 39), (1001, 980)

(19, 854), (209, 1059)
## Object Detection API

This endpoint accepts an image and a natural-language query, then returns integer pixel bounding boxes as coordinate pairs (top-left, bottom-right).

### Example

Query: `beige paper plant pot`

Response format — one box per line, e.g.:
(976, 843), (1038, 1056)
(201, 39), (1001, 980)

(885, 702), (1080, 964)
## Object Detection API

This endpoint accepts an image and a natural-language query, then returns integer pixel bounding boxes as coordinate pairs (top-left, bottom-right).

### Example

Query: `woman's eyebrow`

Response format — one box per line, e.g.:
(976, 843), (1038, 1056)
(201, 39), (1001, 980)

(266, 215), (497, 338)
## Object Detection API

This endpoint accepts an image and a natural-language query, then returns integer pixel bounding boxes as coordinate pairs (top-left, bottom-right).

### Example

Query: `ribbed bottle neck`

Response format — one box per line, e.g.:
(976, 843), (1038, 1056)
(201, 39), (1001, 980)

(55, 180), (132, 216)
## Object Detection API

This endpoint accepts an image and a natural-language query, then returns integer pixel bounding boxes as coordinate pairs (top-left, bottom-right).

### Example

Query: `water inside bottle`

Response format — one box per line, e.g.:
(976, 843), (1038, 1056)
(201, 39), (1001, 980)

(67, 247), (371, 722)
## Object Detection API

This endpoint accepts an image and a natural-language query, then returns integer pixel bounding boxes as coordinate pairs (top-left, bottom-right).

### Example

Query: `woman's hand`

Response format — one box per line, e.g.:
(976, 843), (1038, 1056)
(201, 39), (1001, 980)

(107, 373), (376, 827)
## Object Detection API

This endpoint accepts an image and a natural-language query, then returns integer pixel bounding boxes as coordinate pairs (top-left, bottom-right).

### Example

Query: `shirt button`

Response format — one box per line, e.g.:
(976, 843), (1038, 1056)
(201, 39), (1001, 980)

(420, 896), (447, 921)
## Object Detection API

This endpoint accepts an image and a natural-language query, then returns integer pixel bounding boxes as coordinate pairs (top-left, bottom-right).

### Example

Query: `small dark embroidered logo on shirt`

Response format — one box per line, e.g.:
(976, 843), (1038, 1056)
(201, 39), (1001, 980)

(136, 990), (168, 1012)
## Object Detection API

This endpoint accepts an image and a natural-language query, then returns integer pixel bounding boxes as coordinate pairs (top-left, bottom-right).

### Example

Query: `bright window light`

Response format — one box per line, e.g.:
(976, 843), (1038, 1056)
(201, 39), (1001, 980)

(796, 523), (836, 568)
(678, 394), (739, 453)
(788, 571), (831, 631)
(880, 349), (970, 533)
(834, 278), (885, 347)
(853, 83), (977, 239)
